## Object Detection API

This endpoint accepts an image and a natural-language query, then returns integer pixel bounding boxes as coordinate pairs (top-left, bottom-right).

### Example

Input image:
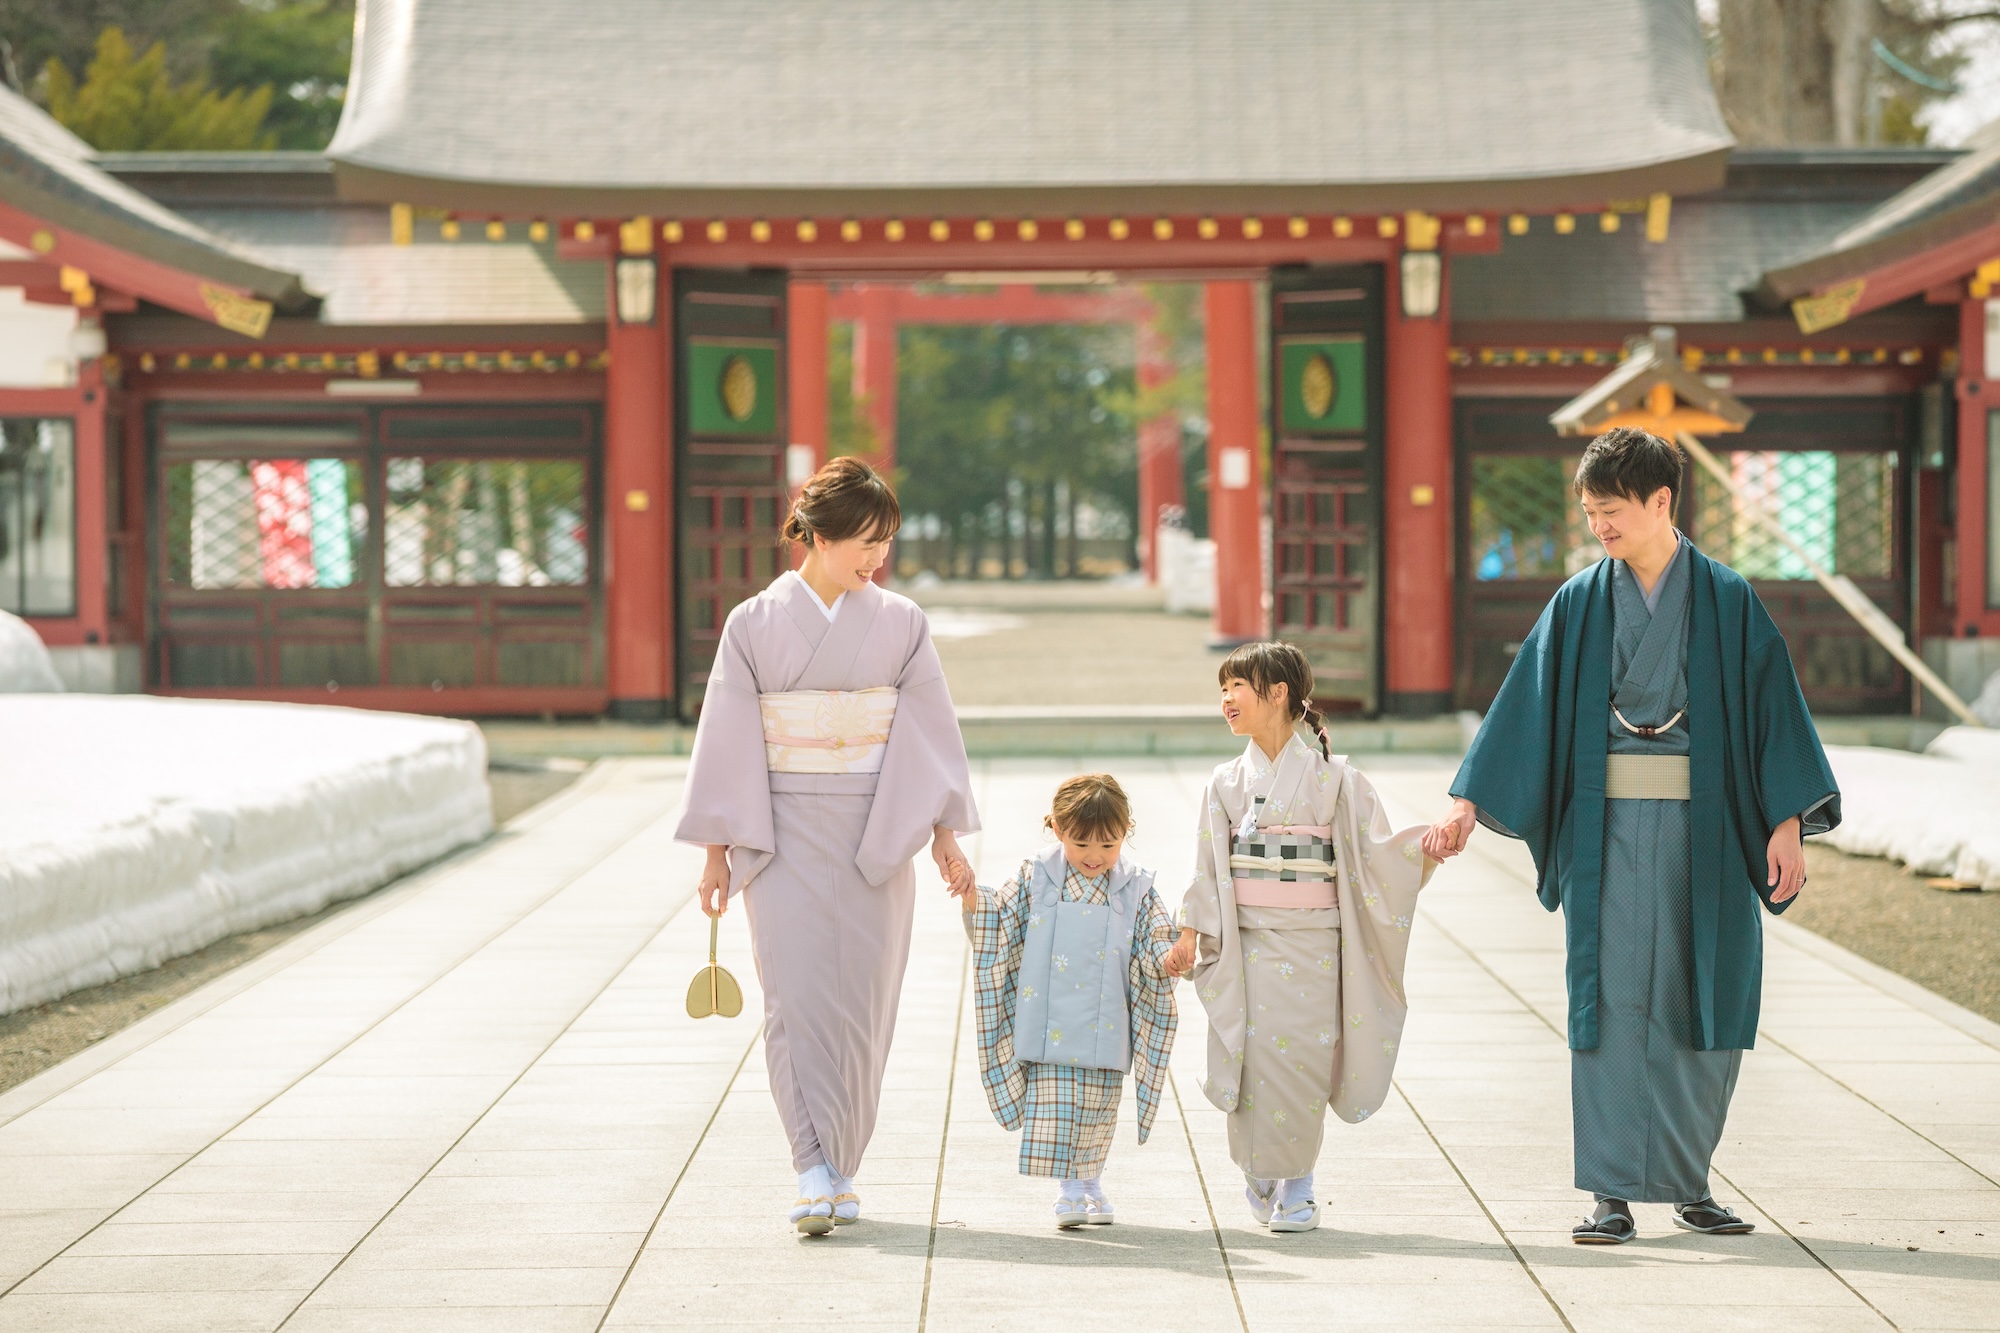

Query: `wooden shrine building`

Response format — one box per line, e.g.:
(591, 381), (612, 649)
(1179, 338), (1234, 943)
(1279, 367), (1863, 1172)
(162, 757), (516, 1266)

(0, 0), (1985, 721)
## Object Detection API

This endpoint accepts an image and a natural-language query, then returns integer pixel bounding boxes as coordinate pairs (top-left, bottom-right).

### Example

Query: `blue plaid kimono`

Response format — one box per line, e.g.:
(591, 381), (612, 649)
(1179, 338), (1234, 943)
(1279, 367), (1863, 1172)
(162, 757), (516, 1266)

(967, 854), (1178, 1178)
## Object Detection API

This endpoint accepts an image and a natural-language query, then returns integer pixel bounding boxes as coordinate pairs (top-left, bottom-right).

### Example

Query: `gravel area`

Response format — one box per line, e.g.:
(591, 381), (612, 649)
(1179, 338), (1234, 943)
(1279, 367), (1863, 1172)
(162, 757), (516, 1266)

(1793, 842), (2000, 1024)
(905, 578), (1222, 706)
(0, 764), (580, 1096)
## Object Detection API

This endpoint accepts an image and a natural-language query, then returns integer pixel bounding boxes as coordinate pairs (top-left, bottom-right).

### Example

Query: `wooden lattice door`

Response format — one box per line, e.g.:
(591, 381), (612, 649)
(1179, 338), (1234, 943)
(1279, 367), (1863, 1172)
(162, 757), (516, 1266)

(1267, 265), (1384, 713)
(674, 269), (789, 720)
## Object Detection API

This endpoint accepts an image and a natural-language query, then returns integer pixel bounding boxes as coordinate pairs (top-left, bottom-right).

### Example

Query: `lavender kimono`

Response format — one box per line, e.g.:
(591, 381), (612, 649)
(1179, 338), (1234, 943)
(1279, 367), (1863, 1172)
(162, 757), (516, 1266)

(676, 572), (979, 1177)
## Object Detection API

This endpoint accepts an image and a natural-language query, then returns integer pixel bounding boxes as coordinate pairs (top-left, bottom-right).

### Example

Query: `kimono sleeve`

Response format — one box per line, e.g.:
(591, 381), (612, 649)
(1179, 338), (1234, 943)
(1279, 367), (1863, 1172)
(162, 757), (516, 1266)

(855, 611), (979, 885)
(970, 863), (1033, 1130)
(1125, 887), (1179, 1144)
(673, 608), (774, 898)
(1748, 611), (1842, 839)
(1177, 768), (1232, 942)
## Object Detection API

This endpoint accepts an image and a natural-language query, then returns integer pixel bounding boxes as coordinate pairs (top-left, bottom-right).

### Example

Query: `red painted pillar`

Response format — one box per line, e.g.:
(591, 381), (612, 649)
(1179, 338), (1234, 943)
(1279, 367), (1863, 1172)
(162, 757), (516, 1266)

(603, 250), (672, 719)
(1136, 316), (1183, 582)
(1205, 281), (1264, 643)
(788, 280), (830, 484)
(1383, 253), (1455, 714)
(1958, 298), (1996, 637)
(853, 283), (898, 473)
(72, 358), (109, 646)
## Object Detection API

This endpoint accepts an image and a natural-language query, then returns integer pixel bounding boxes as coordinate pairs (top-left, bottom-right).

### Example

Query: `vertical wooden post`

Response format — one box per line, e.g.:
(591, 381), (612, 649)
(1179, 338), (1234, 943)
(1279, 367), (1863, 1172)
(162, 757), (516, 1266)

(71, 361), (109, 645)
(603, 251), (672, 719)
(1136, 315), (1184, 582)
(1958, 297), (1997, 638)
(1383, 255), (1455, 714)
(788, 280), (830, 482)
(1205, 281), (1263, 643)
(853, 283), (898, 473)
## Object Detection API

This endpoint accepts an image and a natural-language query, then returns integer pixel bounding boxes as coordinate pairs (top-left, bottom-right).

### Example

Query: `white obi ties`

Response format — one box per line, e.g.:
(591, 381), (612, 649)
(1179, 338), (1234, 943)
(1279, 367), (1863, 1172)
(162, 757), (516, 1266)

(759, 688), (899, 774)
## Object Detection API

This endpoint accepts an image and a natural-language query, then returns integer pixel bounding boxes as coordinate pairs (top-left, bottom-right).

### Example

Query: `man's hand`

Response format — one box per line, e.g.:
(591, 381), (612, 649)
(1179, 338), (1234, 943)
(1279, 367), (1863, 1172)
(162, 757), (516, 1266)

(1422, 798), (1479, 862)
(933, 827), (976, 901)
(698, 845), (730, 917)
(1766, 815), (1805, 903)
(1162, 927), (1199, 978)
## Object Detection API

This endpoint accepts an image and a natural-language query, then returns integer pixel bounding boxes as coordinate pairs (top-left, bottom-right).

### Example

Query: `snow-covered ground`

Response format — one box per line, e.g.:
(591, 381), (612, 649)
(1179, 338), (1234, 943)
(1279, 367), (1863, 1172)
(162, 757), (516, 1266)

(0, 696), (491, 1015)
(1822, 726), (2000, 889)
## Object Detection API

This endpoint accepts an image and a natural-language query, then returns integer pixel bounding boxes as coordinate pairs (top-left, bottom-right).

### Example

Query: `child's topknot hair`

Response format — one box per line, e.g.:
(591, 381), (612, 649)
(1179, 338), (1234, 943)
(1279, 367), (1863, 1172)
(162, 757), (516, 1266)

(1217, 640), (1331, 759)
(1043, 773), (1134, 843)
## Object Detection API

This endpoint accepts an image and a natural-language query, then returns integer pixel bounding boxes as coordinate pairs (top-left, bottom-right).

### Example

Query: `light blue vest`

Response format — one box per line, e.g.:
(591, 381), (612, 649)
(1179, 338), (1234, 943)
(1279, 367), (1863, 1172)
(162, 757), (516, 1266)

(1013, 846), (1151, 1072)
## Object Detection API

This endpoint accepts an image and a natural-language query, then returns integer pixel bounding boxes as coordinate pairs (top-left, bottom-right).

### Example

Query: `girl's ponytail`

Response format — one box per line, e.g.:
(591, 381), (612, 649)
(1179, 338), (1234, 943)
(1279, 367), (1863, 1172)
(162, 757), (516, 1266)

(1301, 699), (1331, 760)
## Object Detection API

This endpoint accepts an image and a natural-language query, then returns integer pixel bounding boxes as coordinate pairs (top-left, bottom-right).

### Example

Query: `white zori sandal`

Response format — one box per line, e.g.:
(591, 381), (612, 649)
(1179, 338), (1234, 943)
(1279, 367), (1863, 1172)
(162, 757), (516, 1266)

(791, 1166), (835, 1236)
(829, 1171), (861, 1226)
(1268, 1175), (1319, 1234)
(1245, 1175), (1279, 1226)
(1054, 1186), (1091, 1229)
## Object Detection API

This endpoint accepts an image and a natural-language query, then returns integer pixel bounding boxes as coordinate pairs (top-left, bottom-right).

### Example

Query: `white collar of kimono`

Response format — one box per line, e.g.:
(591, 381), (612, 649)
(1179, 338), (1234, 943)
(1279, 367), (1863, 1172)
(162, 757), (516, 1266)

(786, 569), (845, 622)
(1241, 730), (1311, 778)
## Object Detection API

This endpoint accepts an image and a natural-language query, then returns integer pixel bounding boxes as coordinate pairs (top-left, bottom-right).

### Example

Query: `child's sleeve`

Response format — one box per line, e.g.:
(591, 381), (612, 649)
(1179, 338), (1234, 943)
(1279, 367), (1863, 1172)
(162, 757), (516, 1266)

(1126, 885), (1180, 1144)
(1178, 773), (1230, 942)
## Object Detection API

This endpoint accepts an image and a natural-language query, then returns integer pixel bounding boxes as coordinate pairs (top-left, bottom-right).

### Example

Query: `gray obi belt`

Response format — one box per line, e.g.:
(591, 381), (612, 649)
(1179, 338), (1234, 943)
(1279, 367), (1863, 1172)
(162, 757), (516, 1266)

(1228, 795), (1340, 913)
(1014, 846), (1153, 1072)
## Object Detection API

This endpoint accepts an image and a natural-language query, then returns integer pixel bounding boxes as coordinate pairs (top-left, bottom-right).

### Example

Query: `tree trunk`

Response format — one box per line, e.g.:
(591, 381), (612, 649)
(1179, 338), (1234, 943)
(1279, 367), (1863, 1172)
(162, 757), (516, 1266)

(1040, 478), (1058, 578)
(1829, 0), (1873, 146)
(1065, 481), (1080, 578)
(1717, 0), (1836, 146)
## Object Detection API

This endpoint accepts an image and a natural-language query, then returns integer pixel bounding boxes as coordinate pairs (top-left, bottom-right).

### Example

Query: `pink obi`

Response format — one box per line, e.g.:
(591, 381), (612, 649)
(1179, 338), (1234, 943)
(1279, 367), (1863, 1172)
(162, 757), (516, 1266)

(1233, 878), (1338, 909)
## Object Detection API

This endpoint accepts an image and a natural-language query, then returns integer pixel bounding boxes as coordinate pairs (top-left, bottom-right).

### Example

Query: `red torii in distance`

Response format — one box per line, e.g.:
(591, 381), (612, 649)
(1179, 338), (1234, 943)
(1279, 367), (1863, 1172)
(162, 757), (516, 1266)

(787, 280), (1186, 583)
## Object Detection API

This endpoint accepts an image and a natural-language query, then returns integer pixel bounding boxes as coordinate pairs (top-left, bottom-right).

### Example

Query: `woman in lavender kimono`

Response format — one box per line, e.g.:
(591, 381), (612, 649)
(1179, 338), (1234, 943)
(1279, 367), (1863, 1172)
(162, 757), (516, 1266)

(675, 458), (979, 1236)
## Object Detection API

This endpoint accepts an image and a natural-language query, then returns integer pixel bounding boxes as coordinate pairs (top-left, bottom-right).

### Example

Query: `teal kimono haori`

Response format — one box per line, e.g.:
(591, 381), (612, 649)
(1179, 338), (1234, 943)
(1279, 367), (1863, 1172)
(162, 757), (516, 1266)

(966, 847), (1178, 1180)
(1450, 535), (1839, 1202)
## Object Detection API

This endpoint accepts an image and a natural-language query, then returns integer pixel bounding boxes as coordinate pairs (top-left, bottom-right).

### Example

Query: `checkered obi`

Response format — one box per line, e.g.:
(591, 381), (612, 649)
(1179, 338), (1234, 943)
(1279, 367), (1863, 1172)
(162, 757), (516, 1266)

(758, 688), (898, 774)
(1229, 802), (1338, 910)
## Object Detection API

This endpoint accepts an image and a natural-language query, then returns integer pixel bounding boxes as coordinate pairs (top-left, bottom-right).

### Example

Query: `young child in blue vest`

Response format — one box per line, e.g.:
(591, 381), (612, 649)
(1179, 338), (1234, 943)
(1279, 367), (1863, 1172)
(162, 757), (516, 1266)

(958, 773), (1179, 1228)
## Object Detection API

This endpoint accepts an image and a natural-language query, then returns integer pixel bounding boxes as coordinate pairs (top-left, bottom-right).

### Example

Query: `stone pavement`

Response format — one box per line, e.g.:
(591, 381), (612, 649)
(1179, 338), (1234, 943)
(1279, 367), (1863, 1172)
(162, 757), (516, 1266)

(2, 756), (1996, 1332)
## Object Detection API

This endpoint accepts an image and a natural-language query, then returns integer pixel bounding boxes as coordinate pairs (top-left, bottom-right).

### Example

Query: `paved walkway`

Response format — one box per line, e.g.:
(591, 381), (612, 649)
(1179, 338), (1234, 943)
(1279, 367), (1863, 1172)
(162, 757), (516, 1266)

(2, 758), (1996, 1331)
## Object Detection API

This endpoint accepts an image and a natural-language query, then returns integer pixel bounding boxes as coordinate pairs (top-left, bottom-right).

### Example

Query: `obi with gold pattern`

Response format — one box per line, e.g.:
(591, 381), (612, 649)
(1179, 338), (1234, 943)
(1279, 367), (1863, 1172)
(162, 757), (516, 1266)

(758, 687), (899, 774)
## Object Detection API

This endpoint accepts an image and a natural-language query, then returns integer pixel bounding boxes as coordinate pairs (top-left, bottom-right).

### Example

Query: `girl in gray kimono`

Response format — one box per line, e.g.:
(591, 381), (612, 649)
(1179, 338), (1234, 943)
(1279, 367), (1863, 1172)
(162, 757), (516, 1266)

(1165, 643), (1434, 1234)
(676, 458), (979, 1236)
(962, 774), (1178, 1228)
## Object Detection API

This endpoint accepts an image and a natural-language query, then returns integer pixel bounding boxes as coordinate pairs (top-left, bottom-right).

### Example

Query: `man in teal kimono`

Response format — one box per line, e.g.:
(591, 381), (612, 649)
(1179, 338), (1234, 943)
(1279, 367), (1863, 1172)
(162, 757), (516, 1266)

(1423, 427), (1838, 1244)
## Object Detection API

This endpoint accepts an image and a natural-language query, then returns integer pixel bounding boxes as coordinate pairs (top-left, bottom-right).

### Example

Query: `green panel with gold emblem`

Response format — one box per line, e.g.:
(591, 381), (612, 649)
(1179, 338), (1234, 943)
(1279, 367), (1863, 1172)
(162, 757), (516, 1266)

(686, 339), (780, 438)
(1279, 335), (1366, 435)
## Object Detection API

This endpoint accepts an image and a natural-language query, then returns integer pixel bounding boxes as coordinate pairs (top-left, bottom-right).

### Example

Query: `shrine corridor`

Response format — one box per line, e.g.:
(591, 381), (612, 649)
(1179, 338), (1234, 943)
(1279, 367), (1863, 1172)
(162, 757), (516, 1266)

(1, 758), (1995, 1332)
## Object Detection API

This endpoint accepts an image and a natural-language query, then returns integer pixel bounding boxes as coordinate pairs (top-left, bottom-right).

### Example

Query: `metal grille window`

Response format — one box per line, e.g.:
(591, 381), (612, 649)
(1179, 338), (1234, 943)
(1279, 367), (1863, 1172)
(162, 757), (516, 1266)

(165, 459), (365, 589)
(384, 458), (587, 588)
(1690, 451), (1893, 579)
(0, 418), (74, 615)
(1467, 454), (1596, 581)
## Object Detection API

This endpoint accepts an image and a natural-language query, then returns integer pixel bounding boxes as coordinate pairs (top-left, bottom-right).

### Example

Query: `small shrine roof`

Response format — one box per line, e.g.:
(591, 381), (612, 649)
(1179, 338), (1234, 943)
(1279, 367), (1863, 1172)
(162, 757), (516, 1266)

(0, 86), (310, 311)
(327, 0), (1734, 215)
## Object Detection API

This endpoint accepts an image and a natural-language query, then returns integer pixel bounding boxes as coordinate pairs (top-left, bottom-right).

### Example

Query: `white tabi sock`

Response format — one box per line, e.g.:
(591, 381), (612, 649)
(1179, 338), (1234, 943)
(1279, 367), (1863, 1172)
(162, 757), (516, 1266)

(1077, 1175), (1104, 1201)
(1057, 1177), (1089, 1201)
(798, 1165), (832, 1200)
(1278, 1174), (1316, 1211)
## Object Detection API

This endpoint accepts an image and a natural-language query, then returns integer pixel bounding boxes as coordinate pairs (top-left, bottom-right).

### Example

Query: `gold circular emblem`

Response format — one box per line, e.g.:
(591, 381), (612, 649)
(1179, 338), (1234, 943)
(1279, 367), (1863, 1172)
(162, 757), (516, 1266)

(719, 355), (757, 422)
(1301, 352), (1337, 420)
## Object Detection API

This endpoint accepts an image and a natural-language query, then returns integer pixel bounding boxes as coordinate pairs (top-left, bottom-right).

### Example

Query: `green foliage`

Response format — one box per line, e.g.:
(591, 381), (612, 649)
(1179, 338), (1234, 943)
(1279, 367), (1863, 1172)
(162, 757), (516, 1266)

(892, 316), (1135, 577)
(46, 26), (273, 150)
(208, 2), (351, 150)
(6, 1), (352, 151)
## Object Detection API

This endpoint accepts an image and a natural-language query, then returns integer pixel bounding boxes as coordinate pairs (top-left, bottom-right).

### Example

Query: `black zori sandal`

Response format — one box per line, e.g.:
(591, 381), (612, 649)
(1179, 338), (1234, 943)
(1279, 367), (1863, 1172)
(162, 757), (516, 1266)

(1573, 1200), (1637, 1245)
(1673, 1199), (1754, 1234)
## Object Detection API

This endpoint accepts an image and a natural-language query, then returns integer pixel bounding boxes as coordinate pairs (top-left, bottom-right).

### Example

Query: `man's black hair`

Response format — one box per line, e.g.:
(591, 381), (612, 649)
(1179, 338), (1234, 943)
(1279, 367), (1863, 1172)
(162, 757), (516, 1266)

(1573, 426), (1684, 517)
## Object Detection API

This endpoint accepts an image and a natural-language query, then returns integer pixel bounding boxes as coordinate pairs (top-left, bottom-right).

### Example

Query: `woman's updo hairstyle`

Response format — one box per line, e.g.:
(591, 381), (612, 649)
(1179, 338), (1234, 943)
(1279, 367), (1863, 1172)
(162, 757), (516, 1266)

(1042, 773), (1134, 843)
(782, 456), (901, 548)
(1217, 641), (1331, 759)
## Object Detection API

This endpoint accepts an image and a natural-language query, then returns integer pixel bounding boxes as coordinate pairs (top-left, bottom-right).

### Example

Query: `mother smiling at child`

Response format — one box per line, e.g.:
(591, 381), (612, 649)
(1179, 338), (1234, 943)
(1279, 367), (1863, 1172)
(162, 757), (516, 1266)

(674, 457), (979, 1236)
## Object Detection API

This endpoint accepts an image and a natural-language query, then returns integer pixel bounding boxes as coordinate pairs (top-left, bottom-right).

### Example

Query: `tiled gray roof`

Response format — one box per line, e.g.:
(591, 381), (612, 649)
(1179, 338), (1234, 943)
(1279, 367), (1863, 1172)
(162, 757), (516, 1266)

(1759, 122), (2000, 302)
(0, 86), (309, 309)
(329, 0), (1732, 214)
(179, 206), (604, 325)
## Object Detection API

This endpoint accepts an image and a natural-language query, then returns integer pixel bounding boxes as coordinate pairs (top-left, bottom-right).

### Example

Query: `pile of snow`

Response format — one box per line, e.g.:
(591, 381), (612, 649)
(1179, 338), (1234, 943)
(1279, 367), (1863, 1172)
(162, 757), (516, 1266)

(1975, 670), (2000, 727)
(1821, 726), (2000, 889)
(0, 611), (62, 693)
(0, 696), (491, 1014)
